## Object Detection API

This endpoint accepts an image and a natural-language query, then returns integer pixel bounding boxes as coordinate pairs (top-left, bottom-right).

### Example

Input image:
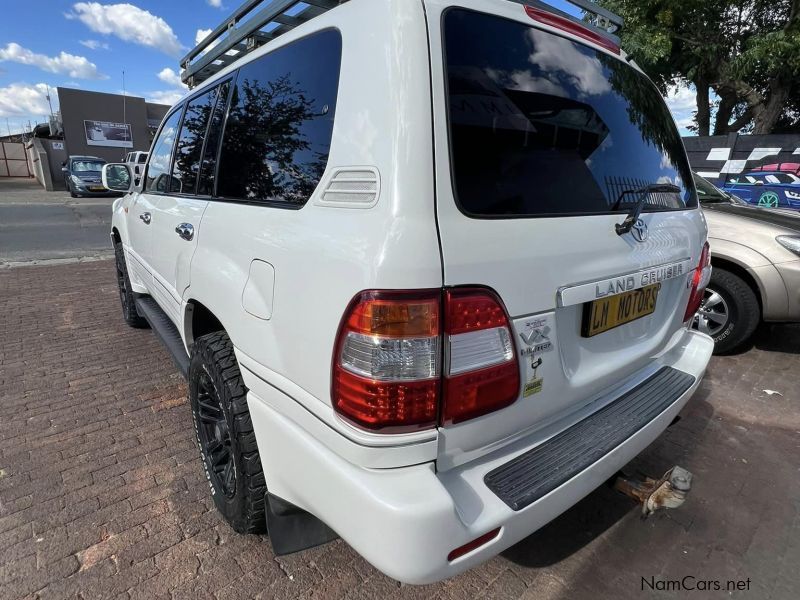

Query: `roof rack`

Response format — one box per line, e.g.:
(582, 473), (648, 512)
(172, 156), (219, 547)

(181, 0), (348, 88)
(181, 0), (622, 88)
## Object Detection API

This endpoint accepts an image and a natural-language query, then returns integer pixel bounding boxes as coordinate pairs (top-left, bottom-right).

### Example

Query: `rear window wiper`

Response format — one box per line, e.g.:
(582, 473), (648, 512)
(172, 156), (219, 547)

(613, 184), (681, 236)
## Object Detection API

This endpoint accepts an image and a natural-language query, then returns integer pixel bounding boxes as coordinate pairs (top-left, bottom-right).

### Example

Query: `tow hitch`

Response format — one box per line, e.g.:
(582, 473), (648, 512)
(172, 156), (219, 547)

(613, 466), (693, 517)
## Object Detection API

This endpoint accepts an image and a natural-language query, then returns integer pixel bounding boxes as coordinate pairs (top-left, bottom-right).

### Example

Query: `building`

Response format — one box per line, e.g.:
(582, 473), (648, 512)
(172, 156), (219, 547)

(57, 87), (170, 163)
(23, 88), (171, 190)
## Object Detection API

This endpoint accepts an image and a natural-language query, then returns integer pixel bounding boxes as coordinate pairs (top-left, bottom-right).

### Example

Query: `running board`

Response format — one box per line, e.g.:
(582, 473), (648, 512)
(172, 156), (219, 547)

(134, 297), (190, 378)
(485, 367), (695, 511)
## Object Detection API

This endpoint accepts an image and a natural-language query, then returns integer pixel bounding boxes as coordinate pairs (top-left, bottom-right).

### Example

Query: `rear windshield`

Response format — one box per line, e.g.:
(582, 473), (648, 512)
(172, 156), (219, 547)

(72, 160), (105, 172)
(443, 9), (696, 218)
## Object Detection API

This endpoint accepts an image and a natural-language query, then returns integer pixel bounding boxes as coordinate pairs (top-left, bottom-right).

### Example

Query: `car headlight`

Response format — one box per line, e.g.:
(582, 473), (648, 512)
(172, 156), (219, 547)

(785, 189), (800, 200)
(776, 235), (800, 256)
(70, 174), (83, 185)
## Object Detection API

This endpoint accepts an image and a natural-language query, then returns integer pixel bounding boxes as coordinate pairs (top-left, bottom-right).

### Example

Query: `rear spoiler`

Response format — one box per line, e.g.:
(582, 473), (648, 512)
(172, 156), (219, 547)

(506, 0), (623, 46)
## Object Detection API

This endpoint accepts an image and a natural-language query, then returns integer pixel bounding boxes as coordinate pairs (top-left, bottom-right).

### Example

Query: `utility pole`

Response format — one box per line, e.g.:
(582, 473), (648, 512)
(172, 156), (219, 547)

(45, 86), (55, 119)
(122, 69), (128, 158)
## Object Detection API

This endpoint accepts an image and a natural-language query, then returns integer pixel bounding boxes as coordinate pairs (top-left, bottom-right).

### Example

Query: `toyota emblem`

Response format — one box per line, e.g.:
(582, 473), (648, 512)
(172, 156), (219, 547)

(631, 219), (648, 242)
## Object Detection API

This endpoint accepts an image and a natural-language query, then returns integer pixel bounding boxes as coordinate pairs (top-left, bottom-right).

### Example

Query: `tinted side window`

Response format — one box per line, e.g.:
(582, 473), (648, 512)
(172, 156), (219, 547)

(198, 80), (230, 196)
(217, 29), (342, 205)
(171, 87), (221, 195)
(145, 109), (183, 193)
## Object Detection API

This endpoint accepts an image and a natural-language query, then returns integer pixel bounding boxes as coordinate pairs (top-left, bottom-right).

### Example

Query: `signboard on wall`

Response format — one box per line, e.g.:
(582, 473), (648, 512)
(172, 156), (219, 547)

(83, 120), (133, 148)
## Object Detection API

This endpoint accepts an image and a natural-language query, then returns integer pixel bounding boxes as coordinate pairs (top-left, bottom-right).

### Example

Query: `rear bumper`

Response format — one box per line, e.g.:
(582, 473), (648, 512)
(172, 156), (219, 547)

(247, 330), (713, 584)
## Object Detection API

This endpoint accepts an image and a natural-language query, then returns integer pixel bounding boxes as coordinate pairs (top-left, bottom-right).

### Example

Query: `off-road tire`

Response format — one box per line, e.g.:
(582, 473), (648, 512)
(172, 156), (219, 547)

(706, 268), (760, 354)
(114, 242), (148, 328)
(189, 331), (267, 534)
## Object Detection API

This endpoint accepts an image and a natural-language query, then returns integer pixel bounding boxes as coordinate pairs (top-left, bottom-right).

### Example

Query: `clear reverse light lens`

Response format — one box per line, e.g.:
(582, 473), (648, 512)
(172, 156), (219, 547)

(449, 326), (513, 375)
(339, 332), (439, 381)
(776, 235), (800, 256)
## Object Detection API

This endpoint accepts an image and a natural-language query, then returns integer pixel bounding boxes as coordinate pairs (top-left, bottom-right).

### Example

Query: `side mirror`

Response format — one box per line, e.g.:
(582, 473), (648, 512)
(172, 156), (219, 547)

(102, 163), (134, 193)
(754, 181), (764, 186)
(61, 167), (68, 173)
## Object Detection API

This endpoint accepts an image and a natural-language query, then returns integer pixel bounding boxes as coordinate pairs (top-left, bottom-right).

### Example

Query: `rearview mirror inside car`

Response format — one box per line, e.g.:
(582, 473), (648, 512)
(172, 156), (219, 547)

(102, 163), (134, 193)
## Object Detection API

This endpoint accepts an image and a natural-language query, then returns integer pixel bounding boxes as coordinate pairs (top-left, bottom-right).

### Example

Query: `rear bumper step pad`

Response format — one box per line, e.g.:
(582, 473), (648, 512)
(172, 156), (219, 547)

(484, 367), (695, 511)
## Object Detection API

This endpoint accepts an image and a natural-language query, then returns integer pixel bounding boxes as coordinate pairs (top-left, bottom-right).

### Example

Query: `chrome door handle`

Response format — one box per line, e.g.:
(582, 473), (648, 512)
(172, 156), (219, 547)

(175, 223), (194, 241)
(139, 212), (151, 225)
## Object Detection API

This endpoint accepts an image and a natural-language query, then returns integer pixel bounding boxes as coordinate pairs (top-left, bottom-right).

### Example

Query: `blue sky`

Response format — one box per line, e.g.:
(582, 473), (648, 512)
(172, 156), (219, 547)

(0, 0), (697, 136)
(0, 0), (233, 134)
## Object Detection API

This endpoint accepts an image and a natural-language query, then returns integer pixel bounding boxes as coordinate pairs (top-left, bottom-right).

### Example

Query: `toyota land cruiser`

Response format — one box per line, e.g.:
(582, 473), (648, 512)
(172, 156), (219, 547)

(103, 0), (714, 584)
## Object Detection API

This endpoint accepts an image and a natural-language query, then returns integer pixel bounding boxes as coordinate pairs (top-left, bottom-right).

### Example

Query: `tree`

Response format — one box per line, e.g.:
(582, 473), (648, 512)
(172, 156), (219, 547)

(598, 0), (800, 135)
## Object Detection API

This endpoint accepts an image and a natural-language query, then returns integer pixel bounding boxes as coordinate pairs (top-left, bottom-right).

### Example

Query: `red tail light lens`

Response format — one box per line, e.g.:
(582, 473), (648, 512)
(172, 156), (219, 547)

(442, 289), (520, 425)
(332, 291), (441, 432)
(332, 288), (521, 432)
(524, 5), (620, 54)
(683, 242), (711, 323)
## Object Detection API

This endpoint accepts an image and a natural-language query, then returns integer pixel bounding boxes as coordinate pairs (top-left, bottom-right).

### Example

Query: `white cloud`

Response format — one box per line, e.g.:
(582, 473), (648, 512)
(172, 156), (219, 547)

(157, 67), (187, 89)
(207, 0), (223, 7)
(527, 29), (611, 97)
(79, 39), (110, 50)
(0, 82), (53, 118)
(0, 43), (106, 79)
(68, 2), (184, 57)
(146, 89), (184, 105)
(196, 28), (213, 45)
(665, 85), (696, 131)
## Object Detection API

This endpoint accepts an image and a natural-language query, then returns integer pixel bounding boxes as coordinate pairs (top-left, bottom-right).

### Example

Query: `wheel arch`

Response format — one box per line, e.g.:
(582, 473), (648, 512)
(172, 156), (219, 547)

(184, 299), (226, 352)
(709, 256), (764, 317)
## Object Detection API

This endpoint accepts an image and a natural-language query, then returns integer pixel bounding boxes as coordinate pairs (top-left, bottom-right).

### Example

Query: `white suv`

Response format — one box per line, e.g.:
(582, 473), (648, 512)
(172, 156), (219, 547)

(103, 0), (713, 584)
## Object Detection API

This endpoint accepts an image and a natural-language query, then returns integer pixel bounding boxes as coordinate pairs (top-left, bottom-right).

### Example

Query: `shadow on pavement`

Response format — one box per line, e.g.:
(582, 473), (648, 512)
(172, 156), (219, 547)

(752, 322), (800, 354)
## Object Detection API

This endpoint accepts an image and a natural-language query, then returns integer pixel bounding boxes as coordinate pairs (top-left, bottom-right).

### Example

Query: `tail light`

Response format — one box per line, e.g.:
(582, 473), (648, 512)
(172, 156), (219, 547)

(332, 290), (441, 432)
(442, 289), (519, 425)
(332, 288), (520, 432)
(683, 242), (711, 323)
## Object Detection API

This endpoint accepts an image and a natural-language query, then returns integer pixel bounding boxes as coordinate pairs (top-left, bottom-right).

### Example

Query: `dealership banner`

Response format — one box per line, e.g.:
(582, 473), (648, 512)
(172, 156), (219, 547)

(83, 120), (133, 148)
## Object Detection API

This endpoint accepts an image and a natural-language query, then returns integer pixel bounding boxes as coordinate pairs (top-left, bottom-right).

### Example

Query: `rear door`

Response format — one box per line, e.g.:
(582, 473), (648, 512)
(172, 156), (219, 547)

(148, 81), (230, 326)
(427, 1), (706, 468)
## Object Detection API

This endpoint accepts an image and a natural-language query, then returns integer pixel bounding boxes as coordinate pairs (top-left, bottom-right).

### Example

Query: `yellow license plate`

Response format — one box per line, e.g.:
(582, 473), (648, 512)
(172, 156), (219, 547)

(582, 283), (662, 337)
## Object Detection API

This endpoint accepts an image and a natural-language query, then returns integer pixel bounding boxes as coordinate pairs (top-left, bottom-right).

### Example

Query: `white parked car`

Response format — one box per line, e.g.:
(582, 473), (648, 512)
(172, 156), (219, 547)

(103, 0), (713, 584)
(124, 151), (148, 185)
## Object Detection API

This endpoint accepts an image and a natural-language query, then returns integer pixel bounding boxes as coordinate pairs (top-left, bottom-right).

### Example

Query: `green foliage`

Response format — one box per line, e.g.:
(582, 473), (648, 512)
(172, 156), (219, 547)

(598, 0), (800, 134)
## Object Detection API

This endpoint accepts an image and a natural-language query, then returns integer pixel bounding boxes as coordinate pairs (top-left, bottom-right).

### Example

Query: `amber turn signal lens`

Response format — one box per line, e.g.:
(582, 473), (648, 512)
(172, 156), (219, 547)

(345, 291), (440, 337)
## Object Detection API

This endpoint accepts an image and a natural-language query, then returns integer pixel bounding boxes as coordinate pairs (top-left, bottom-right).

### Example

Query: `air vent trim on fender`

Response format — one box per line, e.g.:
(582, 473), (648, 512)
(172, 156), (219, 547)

(315, 167), (380, 209)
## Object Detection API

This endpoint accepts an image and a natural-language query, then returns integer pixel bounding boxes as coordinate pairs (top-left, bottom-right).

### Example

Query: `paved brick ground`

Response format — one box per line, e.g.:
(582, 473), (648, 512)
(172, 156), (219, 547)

(1, 261), (798, 600)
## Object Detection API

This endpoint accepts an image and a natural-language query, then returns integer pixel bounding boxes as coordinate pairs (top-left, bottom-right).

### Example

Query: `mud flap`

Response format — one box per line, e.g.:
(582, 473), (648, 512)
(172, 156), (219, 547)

(266, 494), (339, 555)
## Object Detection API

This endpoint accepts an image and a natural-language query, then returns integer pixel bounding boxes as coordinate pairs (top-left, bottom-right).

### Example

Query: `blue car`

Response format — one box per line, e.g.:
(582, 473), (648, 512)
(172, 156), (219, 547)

(720, 171), (800, 210)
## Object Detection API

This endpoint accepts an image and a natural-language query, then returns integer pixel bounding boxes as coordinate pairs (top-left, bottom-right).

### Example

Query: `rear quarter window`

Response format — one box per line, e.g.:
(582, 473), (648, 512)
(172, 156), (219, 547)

(443, 9), (696, 218)
(216, 29), (342, 206)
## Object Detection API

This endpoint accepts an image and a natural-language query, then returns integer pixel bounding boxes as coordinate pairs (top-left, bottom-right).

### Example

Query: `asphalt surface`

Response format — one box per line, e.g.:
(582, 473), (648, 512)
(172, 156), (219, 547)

(0, 178), (115, 265)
